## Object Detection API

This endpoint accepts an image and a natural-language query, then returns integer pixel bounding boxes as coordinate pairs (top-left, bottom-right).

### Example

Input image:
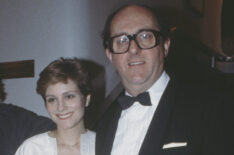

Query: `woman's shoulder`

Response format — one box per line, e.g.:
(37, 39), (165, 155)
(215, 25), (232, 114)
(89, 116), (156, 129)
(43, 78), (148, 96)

(85, 130), (96, 138)
(22, 131), (54, 144)
(81, 130), (96, 144)
(15, 131), (57, 155)
(80, 130), (96, 155)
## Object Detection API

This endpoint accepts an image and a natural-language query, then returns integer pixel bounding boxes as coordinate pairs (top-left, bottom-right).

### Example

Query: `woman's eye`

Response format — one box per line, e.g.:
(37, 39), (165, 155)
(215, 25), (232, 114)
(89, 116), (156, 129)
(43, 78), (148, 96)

(65, 94), (75, 100)
(46, 98), (55, 103)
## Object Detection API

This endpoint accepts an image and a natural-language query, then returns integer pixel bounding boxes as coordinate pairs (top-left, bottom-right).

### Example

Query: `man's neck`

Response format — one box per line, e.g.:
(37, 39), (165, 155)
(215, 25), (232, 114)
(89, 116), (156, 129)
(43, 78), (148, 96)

(124, 71), (166, 97)
(125, 79), (158, 97)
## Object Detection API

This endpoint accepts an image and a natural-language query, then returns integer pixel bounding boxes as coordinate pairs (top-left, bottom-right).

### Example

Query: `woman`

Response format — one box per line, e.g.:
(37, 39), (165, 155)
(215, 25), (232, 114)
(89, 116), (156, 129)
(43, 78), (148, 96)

(15, 57), (95, 155)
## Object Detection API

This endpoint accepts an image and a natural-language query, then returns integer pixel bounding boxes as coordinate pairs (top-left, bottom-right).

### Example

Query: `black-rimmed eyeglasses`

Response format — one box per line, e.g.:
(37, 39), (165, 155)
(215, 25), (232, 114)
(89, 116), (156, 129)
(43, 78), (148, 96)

(106, 29), (161, 54)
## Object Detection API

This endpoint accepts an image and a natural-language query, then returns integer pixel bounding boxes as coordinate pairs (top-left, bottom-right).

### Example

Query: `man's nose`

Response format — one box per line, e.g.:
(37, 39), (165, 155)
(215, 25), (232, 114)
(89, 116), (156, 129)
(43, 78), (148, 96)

(128, 39), (141, 55)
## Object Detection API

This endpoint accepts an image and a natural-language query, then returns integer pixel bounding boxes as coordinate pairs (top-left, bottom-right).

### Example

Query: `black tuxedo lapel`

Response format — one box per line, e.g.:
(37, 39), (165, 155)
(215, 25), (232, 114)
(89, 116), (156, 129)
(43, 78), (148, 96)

(96, 102), (122, 155)
(139, 80), (177, 155)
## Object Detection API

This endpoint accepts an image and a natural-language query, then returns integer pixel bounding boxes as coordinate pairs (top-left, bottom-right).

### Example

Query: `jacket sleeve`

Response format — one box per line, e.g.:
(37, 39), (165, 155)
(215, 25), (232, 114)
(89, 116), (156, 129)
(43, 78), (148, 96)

(0, 103), (56, 155)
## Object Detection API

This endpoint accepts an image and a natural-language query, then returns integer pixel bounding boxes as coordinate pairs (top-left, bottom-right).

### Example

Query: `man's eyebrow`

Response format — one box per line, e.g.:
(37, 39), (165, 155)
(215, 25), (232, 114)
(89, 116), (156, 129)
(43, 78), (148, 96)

(111, 28), (160, 38)
(110, 32), (128, 38)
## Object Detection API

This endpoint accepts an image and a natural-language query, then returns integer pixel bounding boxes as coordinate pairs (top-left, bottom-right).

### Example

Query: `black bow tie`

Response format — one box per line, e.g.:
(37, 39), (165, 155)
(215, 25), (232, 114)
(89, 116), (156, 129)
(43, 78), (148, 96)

(118, 92), (152, 110)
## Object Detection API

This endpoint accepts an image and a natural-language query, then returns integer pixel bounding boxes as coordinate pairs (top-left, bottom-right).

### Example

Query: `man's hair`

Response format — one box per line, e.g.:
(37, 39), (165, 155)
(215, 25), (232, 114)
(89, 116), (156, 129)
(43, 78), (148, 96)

(102, 4), (170, 49)
(0, 79), (7, 102)
(36, 57), (91, 100)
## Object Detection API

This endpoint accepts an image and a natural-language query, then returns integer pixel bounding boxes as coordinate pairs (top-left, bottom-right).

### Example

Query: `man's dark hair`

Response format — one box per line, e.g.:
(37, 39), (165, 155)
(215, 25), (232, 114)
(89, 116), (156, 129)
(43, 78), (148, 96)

(102, 4), (170, 49)
(0, 79), (7, 102)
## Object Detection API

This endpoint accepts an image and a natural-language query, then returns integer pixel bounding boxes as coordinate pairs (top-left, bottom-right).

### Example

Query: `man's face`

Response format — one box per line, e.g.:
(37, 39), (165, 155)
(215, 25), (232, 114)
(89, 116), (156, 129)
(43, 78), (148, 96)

(106, 5), (170, 96)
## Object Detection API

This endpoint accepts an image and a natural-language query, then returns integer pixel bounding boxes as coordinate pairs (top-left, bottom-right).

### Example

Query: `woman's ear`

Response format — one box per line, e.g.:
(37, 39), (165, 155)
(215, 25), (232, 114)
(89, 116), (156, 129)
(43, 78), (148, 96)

(85, 94), (91, 107)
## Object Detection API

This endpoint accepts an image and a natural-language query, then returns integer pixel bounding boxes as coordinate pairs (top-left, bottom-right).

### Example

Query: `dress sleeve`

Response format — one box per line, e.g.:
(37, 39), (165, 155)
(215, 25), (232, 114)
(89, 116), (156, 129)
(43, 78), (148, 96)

(14, 132), (56, 155)
(14, 137), (34, 155)
(15, 142), (26, 155)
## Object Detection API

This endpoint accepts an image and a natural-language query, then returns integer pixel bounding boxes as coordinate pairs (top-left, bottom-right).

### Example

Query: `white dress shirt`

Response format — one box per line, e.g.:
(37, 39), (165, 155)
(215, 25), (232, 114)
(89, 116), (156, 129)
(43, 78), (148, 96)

(15, 130), (95, 155)
(111, 71), (170, 155)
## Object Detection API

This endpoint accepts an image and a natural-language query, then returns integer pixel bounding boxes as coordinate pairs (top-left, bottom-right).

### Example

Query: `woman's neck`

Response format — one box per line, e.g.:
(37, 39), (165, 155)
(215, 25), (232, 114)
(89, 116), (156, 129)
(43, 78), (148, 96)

(55, 124), (86, 147)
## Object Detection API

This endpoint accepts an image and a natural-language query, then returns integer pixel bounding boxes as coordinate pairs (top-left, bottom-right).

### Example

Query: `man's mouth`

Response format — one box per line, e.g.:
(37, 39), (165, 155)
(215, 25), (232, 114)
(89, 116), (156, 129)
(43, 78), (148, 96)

(128, 61), (145, 66)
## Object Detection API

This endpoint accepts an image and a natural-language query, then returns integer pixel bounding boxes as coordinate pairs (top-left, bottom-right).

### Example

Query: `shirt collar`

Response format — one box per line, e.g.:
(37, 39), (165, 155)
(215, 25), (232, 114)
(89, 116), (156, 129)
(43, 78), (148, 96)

(148, 71), (170, 105)
(125, 71), (170, 104)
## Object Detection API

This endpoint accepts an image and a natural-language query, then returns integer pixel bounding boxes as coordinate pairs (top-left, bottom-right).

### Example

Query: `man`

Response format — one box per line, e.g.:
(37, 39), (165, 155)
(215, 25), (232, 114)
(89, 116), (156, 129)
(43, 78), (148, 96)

(96, 4), (233, 155)
(0, 79), (55, 155)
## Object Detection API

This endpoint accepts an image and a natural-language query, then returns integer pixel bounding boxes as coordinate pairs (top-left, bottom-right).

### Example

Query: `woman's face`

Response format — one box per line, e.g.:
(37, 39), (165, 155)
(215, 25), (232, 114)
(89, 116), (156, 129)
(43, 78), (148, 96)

(45, 79), (90, 130)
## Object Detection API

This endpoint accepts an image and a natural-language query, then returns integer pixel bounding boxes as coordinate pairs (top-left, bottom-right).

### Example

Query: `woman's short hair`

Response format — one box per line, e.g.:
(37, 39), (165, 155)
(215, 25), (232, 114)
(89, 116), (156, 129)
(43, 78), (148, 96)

(36, 57), (91, 99)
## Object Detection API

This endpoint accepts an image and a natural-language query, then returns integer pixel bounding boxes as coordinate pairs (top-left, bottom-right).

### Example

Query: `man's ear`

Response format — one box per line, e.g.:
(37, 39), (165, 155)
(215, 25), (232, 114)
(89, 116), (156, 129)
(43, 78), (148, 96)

(85, 94), (91, 107)
(105, 49), (113, 63)
(163, 38), (171, 57)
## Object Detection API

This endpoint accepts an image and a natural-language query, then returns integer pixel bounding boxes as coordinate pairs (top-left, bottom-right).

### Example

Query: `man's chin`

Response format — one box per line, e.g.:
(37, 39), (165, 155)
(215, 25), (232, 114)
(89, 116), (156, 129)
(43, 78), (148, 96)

(123, 77), (148, 88)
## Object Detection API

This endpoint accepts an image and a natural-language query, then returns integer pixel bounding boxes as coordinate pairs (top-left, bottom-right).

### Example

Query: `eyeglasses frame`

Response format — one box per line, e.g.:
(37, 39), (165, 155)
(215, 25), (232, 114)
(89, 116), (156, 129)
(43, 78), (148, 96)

(106, 29), (161, 54)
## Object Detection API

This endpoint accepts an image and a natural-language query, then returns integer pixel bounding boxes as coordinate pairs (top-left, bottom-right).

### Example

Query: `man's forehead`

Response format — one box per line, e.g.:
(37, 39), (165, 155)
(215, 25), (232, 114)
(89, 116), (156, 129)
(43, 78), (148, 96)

(118, 5), (152, 15)
(110, 5), (159, 35)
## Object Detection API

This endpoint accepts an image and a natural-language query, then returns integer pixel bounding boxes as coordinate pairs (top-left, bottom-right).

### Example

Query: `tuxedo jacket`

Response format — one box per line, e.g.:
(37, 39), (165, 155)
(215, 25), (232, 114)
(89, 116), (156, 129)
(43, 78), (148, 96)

(96, 79), (234, 155)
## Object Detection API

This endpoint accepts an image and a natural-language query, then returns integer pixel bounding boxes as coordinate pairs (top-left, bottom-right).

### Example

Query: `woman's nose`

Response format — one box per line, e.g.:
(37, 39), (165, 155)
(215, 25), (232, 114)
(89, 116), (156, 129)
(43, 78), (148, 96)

(57, 100), (66, 112)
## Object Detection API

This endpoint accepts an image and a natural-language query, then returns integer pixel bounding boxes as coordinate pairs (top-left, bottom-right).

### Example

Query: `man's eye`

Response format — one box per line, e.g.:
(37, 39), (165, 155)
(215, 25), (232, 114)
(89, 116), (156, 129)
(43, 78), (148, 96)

(118, 36), (129, 44)
(141, 33), (150, 39)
